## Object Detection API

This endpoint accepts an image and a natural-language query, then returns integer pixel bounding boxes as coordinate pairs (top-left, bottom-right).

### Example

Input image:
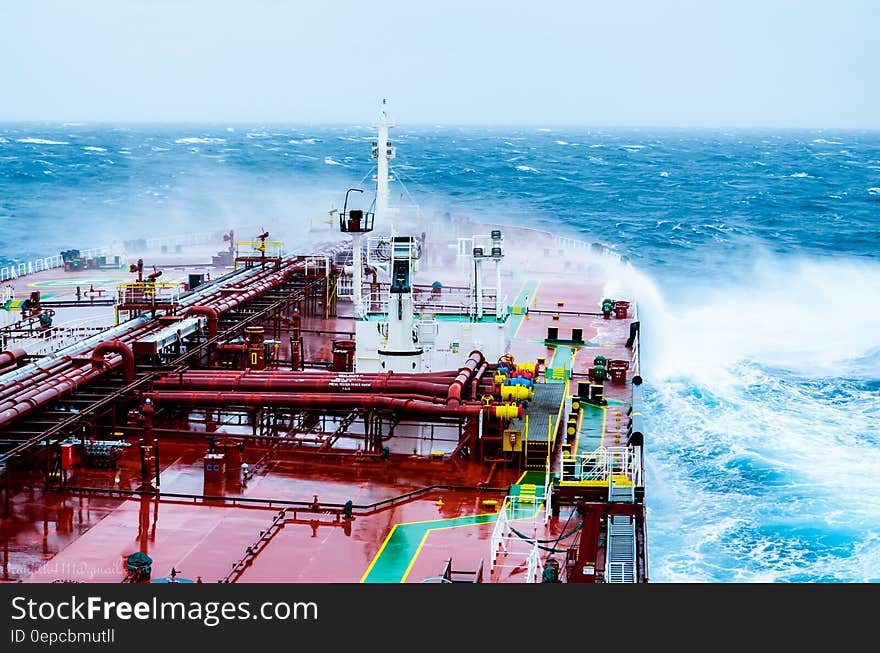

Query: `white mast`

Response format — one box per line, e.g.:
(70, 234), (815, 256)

(374, 99), (395, 223)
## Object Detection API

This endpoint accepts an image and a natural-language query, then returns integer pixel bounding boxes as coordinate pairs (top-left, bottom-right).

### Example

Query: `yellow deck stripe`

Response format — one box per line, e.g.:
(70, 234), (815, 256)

(359, 523), (400, 582)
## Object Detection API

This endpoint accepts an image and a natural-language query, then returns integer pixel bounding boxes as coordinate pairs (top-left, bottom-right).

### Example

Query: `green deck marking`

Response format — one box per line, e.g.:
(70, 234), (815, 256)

(361, 513), (498, 583)
(509, 280), (539, 339)
(518, 470), (548, 485)
(578, 404), (606, 454)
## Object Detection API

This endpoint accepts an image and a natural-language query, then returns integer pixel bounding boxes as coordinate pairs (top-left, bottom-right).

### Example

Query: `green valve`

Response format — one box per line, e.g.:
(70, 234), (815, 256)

(601, 298), (614, 317)
(592, 365), (607, 382)
(593, 355), (607, 367)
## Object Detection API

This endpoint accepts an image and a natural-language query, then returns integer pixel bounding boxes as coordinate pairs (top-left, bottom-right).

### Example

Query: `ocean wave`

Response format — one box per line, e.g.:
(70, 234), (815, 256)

(867, 187), (880, 195)
(174, 137), (225, 144)
(289, 138), (319, 144)
(812, 138), (844, 145)
(323, 156), (345, 166)
(621, 144), (645, 150)
(659, 171), (670, 177)
(555, 140), (569, 145)
(789, 172), (812, 178)
(16, 137), (69, 145)
(83, 146), (107, 152)
(514, 165), (539, 173)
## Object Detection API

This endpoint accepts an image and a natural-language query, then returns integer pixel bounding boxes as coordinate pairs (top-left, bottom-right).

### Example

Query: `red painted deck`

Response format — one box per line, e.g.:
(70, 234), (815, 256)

(1, 228), (641, 584)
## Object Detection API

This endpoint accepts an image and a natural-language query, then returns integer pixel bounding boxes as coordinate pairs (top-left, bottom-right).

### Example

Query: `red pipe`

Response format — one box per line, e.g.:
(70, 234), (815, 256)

(184, 306), (219, 337)
(92, 339), (135, 382)
(0, 246), (351, 431)
(471, 362), (489, 401)
(0, 355), (124, 428)
(153, 375), (454, 396)
(447, 350), (484, 407)
(0, 349), (28, 372)
(146, 391), (487, 418)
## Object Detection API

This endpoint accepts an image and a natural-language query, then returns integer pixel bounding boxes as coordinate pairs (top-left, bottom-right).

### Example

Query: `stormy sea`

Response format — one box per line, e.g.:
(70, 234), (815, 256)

(1, 122), (878, 582)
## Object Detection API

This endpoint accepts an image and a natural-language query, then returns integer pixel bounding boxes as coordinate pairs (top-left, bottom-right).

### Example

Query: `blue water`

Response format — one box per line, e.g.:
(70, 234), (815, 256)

(1, 123), (879, 582)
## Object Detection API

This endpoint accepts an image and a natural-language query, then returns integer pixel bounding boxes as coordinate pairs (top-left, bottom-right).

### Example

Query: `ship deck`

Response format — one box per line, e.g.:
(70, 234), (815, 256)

(0, 226), (644, 584)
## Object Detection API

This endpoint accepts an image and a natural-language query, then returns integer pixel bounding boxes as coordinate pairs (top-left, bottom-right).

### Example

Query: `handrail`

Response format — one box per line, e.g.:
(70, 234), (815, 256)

(560, 445), (640, 489)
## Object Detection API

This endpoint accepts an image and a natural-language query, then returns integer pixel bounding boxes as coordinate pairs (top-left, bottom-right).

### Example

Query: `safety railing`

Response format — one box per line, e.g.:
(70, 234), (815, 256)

(525, 543), (544, 583)
(116, 281), (182, 306)
(14, 320), (110, 355)
(489, 489), (550, 576)
(0, 254), (66, 282)
(365, 290), (505, 319)
(560, 446), (641, 488)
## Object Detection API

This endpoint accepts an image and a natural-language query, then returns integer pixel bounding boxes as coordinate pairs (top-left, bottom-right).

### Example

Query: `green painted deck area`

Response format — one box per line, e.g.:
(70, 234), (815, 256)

(518, 470), (548, 485)
(578, 404), (606, 454)
(361, 512), (498, 583)
(509, 280), (539, 338)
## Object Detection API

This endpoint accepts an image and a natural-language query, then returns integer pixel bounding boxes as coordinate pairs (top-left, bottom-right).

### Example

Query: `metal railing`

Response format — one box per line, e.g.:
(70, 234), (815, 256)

(0, 230), (226, 284)
(525, 543), (544, 583)
(489, 490), (550, 576)
(12, 318), (110, 356)
(560, 446), (642, 488)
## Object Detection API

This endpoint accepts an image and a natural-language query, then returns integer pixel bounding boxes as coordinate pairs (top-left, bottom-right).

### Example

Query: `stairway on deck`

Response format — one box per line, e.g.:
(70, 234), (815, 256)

(606, 516), (636, 583)
(512, 382), (566, 470)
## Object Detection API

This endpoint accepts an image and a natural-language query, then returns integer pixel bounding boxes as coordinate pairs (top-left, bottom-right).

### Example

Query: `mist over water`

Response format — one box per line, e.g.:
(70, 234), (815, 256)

(1, 123), (878, 582)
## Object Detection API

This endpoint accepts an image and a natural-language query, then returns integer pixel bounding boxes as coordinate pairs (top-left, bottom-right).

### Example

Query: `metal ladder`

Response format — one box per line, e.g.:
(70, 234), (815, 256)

(606, 516), (636, 583)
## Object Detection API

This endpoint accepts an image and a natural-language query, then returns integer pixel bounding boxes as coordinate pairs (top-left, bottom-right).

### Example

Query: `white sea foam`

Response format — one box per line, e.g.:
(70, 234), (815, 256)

(789, 172), (811, 178)
(16, 137), (69, 145)
(514, 165), (539, 173)
(246, 132), (269, 139)
(867, 187), (880, 195)
(174, 137), (225, 144)
(555, 140), (569, 145)
(621, 144), (645, 150)
(659, 171), (669, 177)
(323, 156), (345, 166)
(812, 138), (844, 145)
(641, 256), (880, 381)
(83, 146), (107, 152)
(536, 128), (552, 132)
(289, 138), (318, 145)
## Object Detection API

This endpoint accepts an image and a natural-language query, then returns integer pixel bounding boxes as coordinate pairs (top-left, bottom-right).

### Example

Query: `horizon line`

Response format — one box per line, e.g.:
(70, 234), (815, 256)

(1, 119), (879, 132)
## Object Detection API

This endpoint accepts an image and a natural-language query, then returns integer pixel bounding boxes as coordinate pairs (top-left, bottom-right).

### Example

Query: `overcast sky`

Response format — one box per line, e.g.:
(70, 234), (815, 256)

(0, 0), (876, 128)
